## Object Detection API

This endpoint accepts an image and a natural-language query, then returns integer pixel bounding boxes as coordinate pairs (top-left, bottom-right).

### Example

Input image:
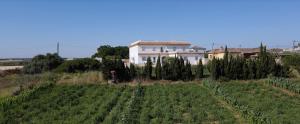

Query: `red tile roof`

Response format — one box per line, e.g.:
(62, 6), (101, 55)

(209, 48), (260, 54)
(130, 40), (191, 47)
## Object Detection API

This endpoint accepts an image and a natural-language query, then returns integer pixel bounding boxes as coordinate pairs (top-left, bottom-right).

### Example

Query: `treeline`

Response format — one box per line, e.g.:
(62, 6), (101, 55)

(23, 53), (64, 74)
(54, 58), (101, 73)
(100, 56), (205, 82)
(22, 44), (290, 82)
(209, 44), (289, 80)
(23, 53), (101, 74)
(92, 45), (129, 59)
(101, 58), (132, 82)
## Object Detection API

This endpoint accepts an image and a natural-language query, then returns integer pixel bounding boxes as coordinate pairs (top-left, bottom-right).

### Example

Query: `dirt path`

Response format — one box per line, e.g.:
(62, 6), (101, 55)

(200, 84), (247, 124)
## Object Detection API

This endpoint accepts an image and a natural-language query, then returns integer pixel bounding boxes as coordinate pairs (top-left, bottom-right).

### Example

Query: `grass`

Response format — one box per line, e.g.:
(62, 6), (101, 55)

(0, 71), (105, 98)
(204, 80), (300, 124)
(56, 71), (104, 84)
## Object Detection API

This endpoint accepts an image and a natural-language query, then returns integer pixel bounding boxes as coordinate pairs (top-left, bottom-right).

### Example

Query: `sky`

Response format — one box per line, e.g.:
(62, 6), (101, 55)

(0, 0), (300, 58)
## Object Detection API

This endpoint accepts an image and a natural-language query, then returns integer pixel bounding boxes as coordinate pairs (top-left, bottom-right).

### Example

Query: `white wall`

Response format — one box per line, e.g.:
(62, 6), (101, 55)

(139, 45), (190, 53)
(129, 46), (139, 64)
(177, 54), (204, 65)
(130, 44), (205, 65)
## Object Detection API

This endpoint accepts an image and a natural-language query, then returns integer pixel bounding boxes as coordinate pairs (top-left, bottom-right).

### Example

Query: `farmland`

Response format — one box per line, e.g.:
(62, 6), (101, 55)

(1, 81), (300, 124)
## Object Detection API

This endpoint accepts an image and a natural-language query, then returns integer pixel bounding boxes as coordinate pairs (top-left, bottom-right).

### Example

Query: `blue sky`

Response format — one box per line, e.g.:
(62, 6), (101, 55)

(0, 0), (300, 58)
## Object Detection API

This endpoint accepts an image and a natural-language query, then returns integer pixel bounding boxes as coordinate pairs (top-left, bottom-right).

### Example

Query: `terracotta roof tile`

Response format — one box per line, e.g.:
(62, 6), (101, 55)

(209, 48), (260, 54)
(130, 40), (191, 47)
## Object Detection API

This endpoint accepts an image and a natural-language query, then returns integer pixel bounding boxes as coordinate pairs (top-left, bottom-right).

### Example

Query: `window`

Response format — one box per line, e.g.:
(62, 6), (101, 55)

(195, 56), (198, 60)
(152, 47), (156, 51)
(153, 57), (156, 62)
(183, 47), (186, 51)
(142, 47), (145, 51)
(160, 47), (163, 52)
(173, 47), (177, 51)
(142, 57), (146, 61)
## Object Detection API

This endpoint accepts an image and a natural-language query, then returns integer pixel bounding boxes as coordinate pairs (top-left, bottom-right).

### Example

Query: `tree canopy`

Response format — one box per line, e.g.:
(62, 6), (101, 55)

(92, 45), (129, 59)
(23, 53), (63, 74)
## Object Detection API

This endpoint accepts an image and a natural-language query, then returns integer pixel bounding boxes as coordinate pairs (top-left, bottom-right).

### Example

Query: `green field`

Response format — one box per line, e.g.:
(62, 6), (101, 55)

(1, 81), (300, 124)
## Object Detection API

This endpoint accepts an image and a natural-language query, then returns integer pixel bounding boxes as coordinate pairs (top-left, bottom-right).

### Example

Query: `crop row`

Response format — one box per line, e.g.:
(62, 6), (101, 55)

(203, 80), (271, 124)
(121, 84), (144, 124)
(101, 88), (133, 124)
(267, 77), (300, 94)
(139, 84), (237, 124)
(0, 82), (54, 123)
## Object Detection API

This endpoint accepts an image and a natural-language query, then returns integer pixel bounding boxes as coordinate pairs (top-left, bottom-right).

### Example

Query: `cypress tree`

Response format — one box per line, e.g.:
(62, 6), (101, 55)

(155, 56), (162, 79)
(179, 57), (185, 80)
(144, 57), (152, 79)
(185, 62), (193, 81)
(171, 57), (180, 80)
(223, 46), (229, 76)
(129, 63), (136, 80)
(228, 55), (234, 79)
(115, 59), (126, 81)
(125, 65), (131, 81)
(195, 59), (204, 79)
(162, 59), (168, 80)
(242, 60), (249, 80)
(211, 57), (218, 80)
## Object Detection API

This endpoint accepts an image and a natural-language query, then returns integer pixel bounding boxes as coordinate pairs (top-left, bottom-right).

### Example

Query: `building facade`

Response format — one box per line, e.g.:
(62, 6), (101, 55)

(129, 40), (206, 65)
(208, 47), (260, 60)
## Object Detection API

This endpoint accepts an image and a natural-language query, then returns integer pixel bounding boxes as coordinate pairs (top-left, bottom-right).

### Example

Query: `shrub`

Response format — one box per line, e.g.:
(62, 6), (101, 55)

(102, 58), (131, 82)
(55, 58), (101, 73)
(23, 53), (63, 74)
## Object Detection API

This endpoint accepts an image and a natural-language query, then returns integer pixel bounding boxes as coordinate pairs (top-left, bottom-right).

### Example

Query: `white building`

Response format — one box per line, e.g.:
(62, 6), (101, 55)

(129, 40), (206, 65)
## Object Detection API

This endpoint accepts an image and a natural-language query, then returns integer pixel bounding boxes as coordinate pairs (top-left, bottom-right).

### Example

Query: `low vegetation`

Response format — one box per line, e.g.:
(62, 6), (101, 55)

(1, 43), (300, 123)
(22, 53), (63, 74)
(267, 77), (300, 94)
(54, 58), (101, 73)
(203, 80), (300, 124)
(1, 83), (240, 123)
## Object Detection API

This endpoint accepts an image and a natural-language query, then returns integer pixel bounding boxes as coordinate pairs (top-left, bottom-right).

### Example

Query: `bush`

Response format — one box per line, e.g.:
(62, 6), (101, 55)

(55, 58), (101, 73)
(282, 54), (300, 72)
(92, 45), (129, 59)
(102, 58), (131, 82)
(23, 53), (63, 74)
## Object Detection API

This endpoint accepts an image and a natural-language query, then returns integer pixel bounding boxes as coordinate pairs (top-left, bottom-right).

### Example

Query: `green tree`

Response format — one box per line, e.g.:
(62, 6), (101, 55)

(129, 63), (136, 80)
(248, 60), (256, 79)
(92, 45), (129, 59)
(55, 58), (101, 73)
(184, 61), (193, 81)
(210, 57), (219, 80)
(162, 59), (169, 80)
(23, 53), (63, 74)
(242, 60), (249, 79)
(195, 59), (204, 79)
(155, 56), (162, 80)
(144, 57), (152, 79)
(223, 46), (229, 77)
